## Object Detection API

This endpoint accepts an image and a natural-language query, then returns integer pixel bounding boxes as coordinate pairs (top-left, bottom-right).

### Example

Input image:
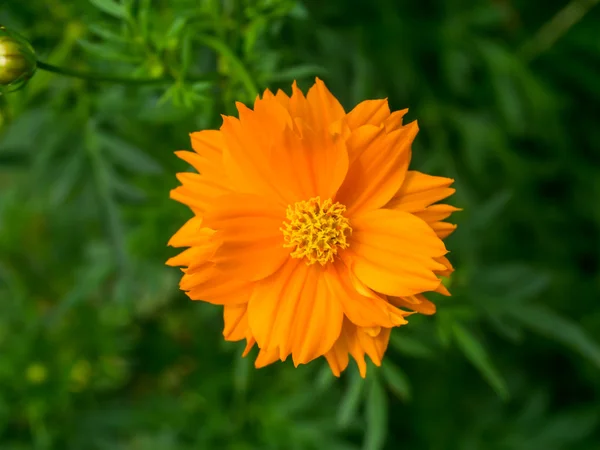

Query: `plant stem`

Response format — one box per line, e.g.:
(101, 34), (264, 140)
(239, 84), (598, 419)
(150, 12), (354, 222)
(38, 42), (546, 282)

(36, 60), (219, 85)
(519, 0), (600, 61)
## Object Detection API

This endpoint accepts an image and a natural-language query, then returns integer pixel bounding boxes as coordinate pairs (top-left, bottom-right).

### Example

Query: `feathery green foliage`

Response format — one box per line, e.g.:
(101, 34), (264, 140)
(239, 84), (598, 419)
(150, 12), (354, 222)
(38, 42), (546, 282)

(1, 0), (599, 449)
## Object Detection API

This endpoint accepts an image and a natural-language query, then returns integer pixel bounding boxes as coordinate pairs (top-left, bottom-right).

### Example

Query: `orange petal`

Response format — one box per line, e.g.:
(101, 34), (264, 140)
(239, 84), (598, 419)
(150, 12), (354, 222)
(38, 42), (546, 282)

(435, 282), (451, 296)
(356, 326), (391, 367)
(431, 222), (457, 239)
(166, 246), (213, 267)
(168, 217), (215, 248)
(220, 114), (288, 206)
(413, 204), (461, 223)
(389, 294), (437, 315)
(274, 88), (290, 109)
(384, 108), (409, 132)
(343, 124), (384, 165)
(344, 209), (447, 297)
(223, 303), (249, 341)
(202, 193), (288, 282)
(325, 319), (392, 378)
(324, 330), (350, 377)
(306, 78), (346, 135)
(255, 346), (281, 368)
(435, 255), (454, 277)
(261, 88), (275, 101)
(190, 129), (225, 163)
(387, 171), (455, 212)
(183, 263), (253, 305)
(267, 119), (349, 203)
(324, 261), (408, 328)
(170, 172), (231, 215)
(237, 98), (292, 152)
(248, 259), (344, 366)
(412, 204), (460, 240)
(243, 336), (256, 357)
(345, 99), (390, 130)
(336, 121), (418, 216)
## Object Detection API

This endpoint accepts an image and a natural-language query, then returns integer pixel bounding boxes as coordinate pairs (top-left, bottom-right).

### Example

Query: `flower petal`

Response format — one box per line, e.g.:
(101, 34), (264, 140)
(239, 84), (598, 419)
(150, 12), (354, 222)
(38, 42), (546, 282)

(306, 77), (346, 133)
(190, 129), (225, 165)
(237, 98), (292, 151)
(389, 294), (437, 315)
(166, 247), (211, 268)
(167, 217), (216, 250)
(220, 113), (289, 206)
(325, 319), (392, 378)
(223, 303), (249, 341)
(430, 222), (457, 239)
(324, 332), (349, 377)
(170, 171), (231, 215)
(336, 121), (418, 216)
(412, 204), (460, 239)
(248, 259), (344, 366)
(384, 108), (409, 132)
(202, 193), (288, 282)
(357, 326), (391, 367)
(183, 263), (253, 305)
(255, 347), (281, 368)
(324, 261), (408, 328)
(346, 99), (390, 130)
(413, 204), (461, 223)
(387, 171), (455, 212)
(274, 88), (290, 108)
(344, 208), (448, 297)
(435, 255), (454, 277)
(267, 119), (349, 202)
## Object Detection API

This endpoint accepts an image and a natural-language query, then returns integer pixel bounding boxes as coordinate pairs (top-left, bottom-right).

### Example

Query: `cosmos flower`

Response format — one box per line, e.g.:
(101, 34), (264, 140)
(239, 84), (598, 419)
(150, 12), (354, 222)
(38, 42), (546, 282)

(167, 79), (457, 377)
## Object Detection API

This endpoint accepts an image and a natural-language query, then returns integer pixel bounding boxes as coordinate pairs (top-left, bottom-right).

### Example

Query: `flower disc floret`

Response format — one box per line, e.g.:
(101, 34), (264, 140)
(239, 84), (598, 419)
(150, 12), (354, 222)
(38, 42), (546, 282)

(281, 197), (352, 266)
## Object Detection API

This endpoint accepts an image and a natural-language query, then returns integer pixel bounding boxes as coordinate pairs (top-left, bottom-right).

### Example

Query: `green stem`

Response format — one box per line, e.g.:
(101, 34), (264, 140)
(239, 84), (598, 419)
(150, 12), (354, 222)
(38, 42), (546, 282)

(36, 60), (219, 85)
(519, 0), (600, 62)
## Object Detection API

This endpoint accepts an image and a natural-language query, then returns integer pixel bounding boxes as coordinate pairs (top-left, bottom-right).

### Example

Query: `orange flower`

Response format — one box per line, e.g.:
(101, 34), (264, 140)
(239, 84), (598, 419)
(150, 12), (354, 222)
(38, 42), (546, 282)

(167, 79), (457, 377)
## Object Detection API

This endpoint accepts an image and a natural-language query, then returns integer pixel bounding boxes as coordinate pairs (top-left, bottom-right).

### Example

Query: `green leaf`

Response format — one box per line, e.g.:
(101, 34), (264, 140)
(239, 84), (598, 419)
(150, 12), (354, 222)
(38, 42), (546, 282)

(89, 0), (128, 19)
(510, 305), (600, 369)
(110, 170), (147, 202)
(363, 377), (388, 450)
(77, 39), (143, 63)
(137, 0), (151, 41)
(389, 333), (434, 359)
(98, 133), (163, 174)
(232, 350), (251, 396)
(166, 17), (187, 40)
(452, 322), (509, 400)
(337, 368), (364, 428)
(45, 260), (113, 326)
(88, 24), (129, 45)
(436, 312), (454, 348)
(380, 361), (411, 401)
(469, 190), (512, 231)
(528, 409), (600, 448)
(266, 64), (328, 83)
(86, 124), (128, 271)
(180, 31), (193, 77)
(197, 34), (258, 100)
(49, 151), (86, 206)
(315, 363), (336, 392)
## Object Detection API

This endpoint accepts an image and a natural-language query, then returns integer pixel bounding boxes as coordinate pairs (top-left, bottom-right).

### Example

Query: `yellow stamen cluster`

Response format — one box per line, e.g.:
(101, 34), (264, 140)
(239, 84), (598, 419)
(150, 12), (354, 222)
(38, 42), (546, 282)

(281, 197), (352, 265)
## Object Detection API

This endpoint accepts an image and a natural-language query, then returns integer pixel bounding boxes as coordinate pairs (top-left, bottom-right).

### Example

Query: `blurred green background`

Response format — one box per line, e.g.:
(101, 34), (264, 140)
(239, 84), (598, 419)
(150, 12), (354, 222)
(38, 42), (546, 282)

(1, 0), (600, 449)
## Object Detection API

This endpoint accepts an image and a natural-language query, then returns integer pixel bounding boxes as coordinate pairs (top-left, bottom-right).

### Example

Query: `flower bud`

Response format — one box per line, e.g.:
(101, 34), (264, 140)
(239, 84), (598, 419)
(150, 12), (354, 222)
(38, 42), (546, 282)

(0, 26), (36, 92)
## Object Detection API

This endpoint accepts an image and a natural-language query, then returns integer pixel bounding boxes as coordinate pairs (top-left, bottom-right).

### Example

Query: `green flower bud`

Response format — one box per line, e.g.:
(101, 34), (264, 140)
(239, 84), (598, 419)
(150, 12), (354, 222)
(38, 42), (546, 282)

(0, 26), (36, 93)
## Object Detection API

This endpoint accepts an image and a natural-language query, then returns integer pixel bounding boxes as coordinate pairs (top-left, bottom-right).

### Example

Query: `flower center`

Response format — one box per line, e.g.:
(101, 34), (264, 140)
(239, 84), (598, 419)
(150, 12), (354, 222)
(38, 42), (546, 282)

(281, 197), (352, 266)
